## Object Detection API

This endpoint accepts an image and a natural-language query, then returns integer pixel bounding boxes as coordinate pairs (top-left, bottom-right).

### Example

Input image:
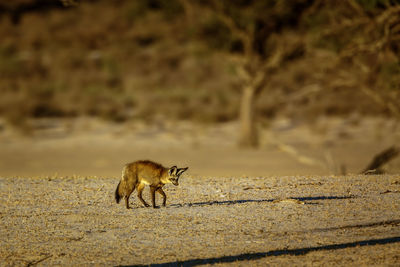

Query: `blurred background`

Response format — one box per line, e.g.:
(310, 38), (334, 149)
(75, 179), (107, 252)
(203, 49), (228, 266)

(0, 0), (399, 178)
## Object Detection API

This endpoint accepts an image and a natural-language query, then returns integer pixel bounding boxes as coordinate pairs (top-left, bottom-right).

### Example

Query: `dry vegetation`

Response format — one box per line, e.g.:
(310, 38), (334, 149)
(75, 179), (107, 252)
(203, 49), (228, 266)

(0, 0), (399, 131)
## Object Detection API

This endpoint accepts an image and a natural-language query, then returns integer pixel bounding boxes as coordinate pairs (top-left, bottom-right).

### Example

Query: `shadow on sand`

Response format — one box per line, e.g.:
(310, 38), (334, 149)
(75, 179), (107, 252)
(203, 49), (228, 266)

(119, 236), (400, 267)
(312, 219), (400, 232)
(169, 195), (354, 208)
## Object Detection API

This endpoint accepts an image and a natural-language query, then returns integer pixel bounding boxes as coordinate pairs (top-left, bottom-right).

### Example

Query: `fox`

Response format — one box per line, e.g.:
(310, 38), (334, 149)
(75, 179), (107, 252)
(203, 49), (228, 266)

(115, 160), (188, 209)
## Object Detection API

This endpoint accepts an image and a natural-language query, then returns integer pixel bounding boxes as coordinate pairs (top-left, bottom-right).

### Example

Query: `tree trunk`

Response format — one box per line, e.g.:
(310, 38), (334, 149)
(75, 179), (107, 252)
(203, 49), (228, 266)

(238, 85), (258, 148)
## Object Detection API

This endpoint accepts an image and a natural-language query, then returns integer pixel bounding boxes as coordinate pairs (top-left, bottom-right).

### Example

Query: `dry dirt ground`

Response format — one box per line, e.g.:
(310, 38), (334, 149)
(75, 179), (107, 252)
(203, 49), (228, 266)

(1, 174), (400, 266)
(0, 117), (400, 266)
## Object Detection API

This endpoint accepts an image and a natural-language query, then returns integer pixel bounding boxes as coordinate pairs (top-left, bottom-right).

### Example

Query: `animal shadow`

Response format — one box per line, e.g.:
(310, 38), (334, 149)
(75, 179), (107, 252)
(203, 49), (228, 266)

(169, 195), (354, 208)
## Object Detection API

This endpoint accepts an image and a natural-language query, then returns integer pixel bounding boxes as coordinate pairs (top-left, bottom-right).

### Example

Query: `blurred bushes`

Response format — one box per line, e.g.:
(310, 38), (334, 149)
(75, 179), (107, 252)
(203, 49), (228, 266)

(356, 0), (400, 10)
(0, 0), (399, 129)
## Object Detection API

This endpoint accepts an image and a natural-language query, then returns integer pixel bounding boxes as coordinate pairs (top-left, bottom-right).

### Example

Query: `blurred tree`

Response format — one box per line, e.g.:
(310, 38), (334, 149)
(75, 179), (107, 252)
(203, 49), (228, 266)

(310, 0), (400, 117)
(181, 0), (309, 148)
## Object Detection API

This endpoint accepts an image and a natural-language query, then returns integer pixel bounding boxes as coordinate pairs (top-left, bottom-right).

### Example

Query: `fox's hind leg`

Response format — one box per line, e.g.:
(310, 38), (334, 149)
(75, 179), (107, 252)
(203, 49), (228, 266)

(125, 186), (135, 209)
(157, 188), (167, 207)
(137, 183), (150, 207)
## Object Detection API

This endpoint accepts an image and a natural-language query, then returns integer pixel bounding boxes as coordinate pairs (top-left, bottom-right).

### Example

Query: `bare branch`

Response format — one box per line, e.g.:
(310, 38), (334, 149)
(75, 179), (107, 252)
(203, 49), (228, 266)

(360, 87), (400, 118)
(327, 75), (400, 118)
(252, 48), (284, 95)
(321, 4), (400, 57)
(266, 133), (325, 167)
(210, 0), (254, 57)
(362, 146), (400, 174)
(236, 64), (252, 84)
(376, 4), (400, 25)
(301, 0), (323, 18)
(346, 0), (367, 16)
(320, 17), (370, 38)
(178, 0), (195, 23)
(60, 0), (78, 7)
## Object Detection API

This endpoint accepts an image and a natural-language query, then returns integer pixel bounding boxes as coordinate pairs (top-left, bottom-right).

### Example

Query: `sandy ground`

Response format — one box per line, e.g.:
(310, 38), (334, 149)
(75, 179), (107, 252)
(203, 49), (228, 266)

(1, 174), (400, 266)
(0, 117), (399, 178)
(0, 117), (399, 266)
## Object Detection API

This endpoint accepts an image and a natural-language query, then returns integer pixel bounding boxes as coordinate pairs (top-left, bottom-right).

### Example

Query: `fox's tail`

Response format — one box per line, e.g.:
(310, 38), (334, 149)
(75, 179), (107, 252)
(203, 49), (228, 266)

(116, 165), (130, 204)
(115, 181), (122, 203)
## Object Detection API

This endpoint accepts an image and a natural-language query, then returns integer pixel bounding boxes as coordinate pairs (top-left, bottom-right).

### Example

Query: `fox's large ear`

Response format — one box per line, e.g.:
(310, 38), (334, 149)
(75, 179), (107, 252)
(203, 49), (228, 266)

(176, 167), (188, 177)
(169, 166), (177, 175)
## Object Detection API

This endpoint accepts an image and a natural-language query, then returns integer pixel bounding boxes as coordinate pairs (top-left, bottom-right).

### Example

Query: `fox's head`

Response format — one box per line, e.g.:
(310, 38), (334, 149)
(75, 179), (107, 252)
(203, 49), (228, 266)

(167, 166), (188, 186)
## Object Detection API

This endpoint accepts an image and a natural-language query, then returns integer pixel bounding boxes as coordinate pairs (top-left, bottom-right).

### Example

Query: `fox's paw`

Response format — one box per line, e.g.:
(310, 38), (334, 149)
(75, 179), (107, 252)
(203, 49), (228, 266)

(153, 206), (160, 209)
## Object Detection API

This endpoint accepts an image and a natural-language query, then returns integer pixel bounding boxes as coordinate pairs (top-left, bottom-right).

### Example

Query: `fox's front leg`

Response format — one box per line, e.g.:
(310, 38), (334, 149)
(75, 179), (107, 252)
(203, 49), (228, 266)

(157, 188), (167, 207)
(150, 186), (159, 209)
(137, 183), (150, 207)
(125, 196), (130, 209)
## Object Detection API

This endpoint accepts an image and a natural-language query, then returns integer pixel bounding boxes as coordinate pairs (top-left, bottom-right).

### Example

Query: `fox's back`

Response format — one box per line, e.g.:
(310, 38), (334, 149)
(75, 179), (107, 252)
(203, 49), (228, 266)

(125, 160), (165, 184)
